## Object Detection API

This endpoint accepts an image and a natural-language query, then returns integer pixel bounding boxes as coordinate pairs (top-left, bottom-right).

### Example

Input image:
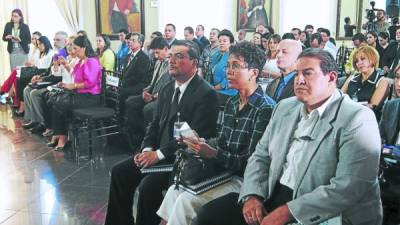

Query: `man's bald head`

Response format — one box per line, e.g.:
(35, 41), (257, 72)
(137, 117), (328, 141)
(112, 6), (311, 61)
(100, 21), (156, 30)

(276, 39), (302, 74)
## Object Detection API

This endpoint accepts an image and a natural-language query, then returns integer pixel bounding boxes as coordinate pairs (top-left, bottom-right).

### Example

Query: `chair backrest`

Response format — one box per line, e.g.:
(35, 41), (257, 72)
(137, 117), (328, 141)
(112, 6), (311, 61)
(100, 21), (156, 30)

(336, 46), (352, 77)
(101, 69), (122, 113)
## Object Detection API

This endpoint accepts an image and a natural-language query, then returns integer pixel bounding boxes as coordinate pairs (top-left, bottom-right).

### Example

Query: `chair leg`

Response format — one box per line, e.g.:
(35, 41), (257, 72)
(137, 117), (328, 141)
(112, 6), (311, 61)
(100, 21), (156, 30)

(87, 119), (93, 162)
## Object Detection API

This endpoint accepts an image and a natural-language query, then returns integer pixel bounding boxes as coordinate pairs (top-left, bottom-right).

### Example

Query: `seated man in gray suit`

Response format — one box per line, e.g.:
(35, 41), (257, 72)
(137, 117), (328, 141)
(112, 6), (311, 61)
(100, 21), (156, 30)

(196, 48), (383, 225)
(265, 39), (301, 102)
(124, 37), (173, 148)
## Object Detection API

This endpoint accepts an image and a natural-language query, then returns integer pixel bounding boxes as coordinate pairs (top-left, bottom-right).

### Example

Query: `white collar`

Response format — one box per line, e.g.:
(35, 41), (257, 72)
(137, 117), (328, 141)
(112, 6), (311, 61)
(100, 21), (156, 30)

(301, 91), (335, 119)
(174, 74), (196, 99)
(131, 49), (140, 58)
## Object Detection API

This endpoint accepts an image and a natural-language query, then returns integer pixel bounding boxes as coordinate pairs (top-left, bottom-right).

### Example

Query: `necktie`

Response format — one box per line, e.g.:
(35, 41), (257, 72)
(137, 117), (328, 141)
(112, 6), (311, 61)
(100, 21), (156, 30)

(172, 87), (181, 107)
(169, 87), (181, 118)
(149, 61), (163, 93)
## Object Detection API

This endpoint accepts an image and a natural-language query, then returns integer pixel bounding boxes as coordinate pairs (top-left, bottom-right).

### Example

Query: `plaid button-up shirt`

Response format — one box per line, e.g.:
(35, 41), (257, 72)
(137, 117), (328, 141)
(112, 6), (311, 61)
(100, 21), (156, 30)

(208, 86), (276, 175)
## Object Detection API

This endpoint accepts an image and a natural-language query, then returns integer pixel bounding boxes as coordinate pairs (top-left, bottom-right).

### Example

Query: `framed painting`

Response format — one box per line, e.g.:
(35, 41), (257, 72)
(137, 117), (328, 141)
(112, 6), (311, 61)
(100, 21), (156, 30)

(95, 0), (145, 39)
(237, 0), (272, 31)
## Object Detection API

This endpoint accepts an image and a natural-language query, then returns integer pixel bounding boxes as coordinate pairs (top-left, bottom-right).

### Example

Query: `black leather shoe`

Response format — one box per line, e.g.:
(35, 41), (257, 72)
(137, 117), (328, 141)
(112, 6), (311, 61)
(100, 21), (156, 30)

(30, 124), (45, 134)
(22, 122), (38, 129)
(47, 140), (58, 148)
(14, 111), (24, 117)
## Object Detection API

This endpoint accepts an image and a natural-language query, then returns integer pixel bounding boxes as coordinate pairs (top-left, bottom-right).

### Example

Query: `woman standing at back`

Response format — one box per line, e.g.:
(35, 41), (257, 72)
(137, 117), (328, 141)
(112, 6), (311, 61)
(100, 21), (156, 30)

(2, 9), (31, 70)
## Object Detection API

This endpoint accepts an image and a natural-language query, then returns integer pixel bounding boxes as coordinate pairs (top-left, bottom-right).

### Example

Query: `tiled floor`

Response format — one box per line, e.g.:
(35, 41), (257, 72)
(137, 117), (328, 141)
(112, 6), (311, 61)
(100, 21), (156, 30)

(0, 114), (129, 225)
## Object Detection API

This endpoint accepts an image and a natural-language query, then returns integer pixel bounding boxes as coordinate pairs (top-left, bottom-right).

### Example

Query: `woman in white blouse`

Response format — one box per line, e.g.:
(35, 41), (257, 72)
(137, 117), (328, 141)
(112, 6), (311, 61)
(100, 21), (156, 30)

(14, 36), (54, 116)
(262, 34), (281, 79)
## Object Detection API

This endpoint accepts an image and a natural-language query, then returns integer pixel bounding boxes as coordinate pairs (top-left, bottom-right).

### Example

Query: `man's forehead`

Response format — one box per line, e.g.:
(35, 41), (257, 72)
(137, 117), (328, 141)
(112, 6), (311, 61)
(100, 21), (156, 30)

(169, 46), (188, 54)
(54, 34), (65, 40)
(296, 57), (320, 69)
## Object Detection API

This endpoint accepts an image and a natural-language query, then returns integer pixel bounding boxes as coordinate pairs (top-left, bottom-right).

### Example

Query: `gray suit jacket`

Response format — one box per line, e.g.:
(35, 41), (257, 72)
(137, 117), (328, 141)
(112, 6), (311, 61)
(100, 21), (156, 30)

(239, 89), (382, 225)
(149, 59), (172, 95)
(379, 98), (400, 145)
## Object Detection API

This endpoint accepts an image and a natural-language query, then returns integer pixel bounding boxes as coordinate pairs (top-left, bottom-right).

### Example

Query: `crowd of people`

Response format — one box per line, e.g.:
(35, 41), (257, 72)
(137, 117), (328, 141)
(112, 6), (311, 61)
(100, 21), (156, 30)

(1, 7), (400, 225)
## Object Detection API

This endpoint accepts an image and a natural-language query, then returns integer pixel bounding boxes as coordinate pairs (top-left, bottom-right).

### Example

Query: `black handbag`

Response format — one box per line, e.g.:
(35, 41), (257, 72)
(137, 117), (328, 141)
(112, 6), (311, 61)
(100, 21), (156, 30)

(47, 88), (75, 111)
(174, 148), (223, 186)
(20, 67), (38, 80)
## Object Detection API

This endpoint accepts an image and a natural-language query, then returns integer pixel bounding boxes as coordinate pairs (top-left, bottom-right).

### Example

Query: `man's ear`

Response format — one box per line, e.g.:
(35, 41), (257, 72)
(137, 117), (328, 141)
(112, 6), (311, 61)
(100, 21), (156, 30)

(192, 59), (198, 67)
(328, 71), (337, 83)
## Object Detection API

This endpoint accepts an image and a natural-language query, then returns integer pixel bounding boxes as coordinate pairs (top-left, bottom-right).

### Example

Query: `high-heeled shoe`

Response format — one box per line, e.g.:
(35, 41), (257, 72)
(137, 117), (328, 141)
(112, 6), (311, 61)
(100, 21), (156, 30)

(53, 141), (70, 152)
(47, 140), (58, 148)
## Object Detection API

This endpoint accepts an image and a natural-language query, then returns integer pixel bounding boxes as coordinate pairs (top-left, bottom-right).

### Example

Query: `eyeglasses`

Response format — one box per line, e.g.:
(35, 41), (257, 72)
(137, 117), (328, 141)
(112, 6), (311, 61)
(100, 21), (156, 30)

(167, 53), (191, 61)
(224, 62), (249, 72)
(54, 38), (61, 41)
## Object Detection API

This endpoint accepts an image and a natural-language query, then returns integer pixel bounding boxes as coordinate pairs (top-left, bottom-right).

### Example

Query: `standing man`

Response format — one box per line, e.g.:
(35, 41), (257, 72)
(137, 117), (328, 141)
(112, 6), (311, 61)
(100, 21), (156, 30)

(239, 48), (382, 225)
(362, 9), (390, 34)
(105, 40), (219, 225)
(164, 23), (178, 48)
(195, 24), (210, 53)
(266, 39), (301, 102)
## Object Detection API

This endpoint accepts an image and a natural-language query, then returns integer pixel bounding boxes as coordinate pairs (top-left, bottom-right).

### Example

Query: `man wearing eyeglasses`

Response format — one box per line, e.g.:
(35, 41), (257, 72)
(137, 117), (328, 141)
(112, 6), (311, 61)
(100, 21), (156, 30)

(52, 31), (68, 60)
(105, 40), (218, 225)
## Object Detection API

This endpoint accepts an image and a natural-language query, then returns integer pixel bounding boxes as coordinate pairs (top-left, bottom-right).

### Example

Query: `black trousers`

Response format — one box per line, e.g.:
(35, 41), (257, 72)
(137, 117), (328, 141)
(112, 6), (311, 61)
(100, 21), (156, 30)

(105, 157), (171, 225)
(51, 93), (100, 135)
(124, 96), (158, 149)
(195, 183), (293, 225)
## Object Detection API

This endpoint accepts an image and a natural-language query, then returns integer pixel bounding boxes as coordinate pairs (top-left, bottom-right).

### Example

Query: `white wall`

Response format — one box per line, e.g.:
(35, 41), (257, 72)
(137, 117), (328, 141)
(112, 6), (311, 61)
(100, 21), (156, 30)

(279, 0), (338, 35)
(157, 0), (234, 39)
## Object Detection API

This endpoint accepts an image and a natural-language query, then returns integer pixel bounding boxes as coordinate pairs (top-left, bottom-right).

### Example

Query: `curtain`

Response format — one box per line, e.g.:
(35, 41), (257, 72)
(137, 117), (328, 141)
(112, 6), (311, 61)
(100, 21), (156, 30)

(52, 0), (81, 34)
(0, 0), (29, 83)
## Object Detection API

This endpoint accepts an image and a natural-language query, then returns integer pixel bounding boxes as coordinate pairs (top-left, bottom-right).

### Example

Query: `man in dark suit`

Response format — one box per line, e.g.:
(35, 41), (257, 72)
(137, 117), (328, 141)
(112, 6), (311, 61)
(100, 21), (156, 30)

(105, 40), (219, 225)
(380, 72), (400, 145)
(124, 36), (173, 149)
(164, 23), (178, 48)
(121, 32), (151, 100)
(266, 39), (302, 102)
(195, 24), (210, 53)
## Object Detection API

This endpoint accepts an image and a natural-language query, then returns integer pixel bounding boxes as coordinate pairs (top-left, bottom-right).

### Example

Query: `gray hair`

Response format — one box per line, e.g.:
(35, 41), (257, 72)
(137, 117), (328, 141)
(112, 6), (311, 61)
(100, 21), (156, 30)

(55, 31), (68, 39)
(297, 48), (338, 75)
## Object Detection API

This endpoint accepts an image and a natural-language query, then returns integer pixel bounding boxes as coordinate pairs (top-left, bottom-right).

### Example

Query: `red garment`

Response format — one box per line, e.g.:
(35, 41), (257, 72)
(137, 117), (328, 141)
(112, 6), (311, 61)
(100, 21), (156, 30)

(0, 69), (20, 107)
(108, 0), (133, 13)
